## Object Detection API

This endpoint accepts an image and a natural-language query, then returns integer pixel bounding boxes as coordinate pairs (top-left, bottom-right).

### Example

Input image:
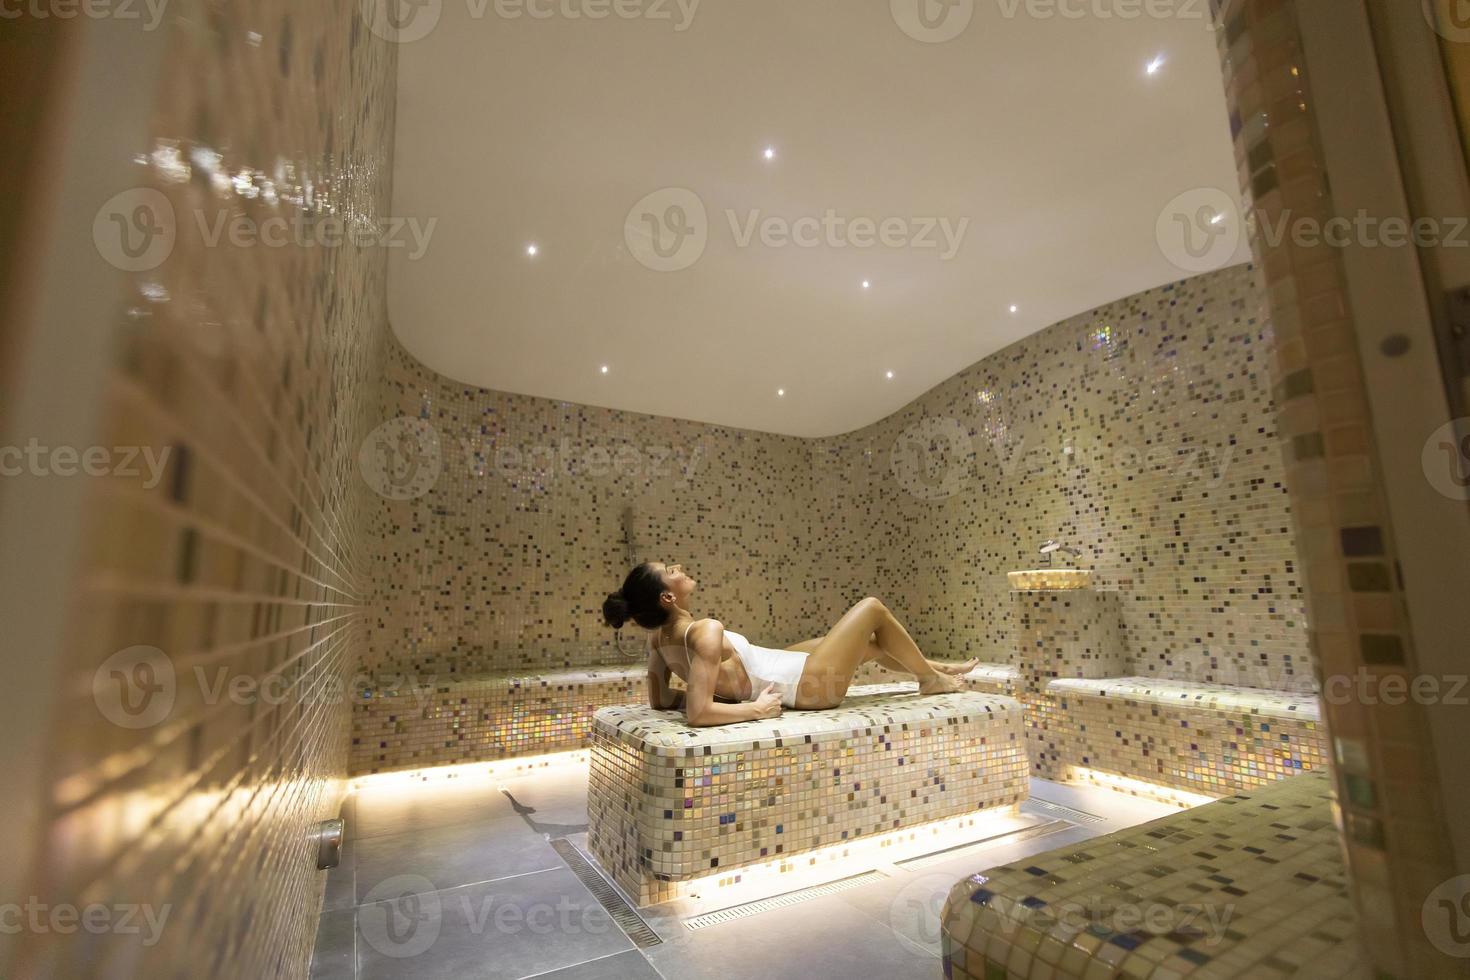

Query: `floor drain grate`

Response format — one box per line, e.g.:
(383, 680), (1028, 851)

(550, 839), (662, 948)
(1025, 798), (1108, 825)
(895, 818), (1075, 870)
(682, 870), (888, 931)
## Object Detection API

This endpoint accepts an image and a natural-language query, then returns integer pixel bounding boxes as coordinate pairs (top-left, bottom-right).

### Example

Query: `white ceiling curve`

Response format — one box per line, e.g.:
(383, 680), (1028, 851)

(387, 0), (1248, 437)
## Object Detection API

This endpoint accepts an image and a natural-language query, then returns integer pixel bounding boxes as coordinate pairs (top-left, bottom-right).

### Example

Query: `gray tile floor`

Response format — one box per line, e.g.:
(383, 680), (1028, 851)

(311, 765), (1174, 980)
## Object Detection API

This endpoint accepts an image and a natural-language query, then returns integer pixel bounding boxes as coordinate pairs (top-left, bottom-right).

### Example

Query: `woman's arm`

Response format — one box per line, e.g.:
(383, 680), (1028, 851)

(683, 620), (780, 726)
(646, 639), (684, 710)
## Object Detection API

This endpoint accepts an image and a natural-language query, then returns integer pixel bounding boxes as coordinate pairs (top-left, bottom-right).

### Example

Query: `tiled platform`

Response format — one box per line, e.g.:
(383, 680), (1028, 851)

(350, 667), (644, 775)
(353, 659), (1007, 774)
(1027, 678), (1328, 804)
(940, 772), (1366, 979)
(855, 659), (1018, 695)
(587, 686), (1029, 905)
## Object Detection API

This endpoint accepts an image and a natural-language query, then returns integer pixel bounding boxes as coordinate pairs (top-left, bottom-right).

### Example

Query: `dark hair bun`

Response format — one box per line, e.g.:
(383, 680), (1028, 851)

(602, 591), (631, 630)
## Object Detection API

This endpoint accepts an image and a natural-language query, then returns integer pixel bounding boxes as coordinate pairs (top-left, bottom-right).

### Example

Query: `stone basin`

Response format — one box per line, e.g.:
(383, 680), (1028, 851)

(1007, 568), (1093, 591)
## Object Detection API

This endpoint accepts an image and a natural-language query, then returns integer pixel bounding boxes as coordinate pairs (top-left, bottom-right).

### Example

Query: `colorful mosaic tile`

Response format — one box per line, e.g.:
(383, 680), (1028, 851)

(1030, 678), (1327, 803)
(587, 687), (1029, 906)
(941, 772), (1366, 979)
(350, 668), (644, 774)
(11, 1), (397, 977)
(1012, 589), (1126, 695)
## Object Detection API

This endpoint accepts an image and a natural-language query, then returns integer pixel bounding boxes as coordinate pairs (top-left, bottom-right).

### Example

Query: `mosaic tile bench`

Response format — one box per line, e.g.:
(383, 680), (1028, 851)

(586, 685), (1029, 906)
(349, 667), (645, 775)
(855, 659), (1019, 695)
(940, 771), (1366, 979)
(350, 659), (1000, 775)
(1028, 678), (1329, 806)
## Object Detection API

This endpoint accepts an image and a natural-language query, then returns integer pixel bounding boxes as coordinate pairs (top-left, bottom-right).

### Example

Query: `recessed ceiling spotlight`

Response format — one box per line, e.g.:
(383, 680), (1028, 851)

(1146, 55), (1166, 75)
(526, 243), (539, 256)
(777, 388), (785, 397)
(1009, 304), (1019, 313)
(862, 280), (871, 289)
(600, 365), (609, 374)
(885, 370), (894, 379)
(763, 146), (776, 160)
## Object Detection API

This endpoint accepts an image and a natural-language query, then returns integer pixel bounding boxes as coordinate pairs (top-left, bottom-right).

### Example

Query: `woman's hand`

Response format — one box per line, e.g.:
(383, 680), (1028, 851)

(750, 683), (783, 720)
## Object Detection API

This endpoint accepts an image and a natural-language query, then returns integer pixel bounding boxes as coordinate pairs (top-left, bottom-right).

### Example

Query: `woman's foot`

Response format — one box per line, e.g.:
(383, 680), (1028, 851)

(918, 671), (963, 695)
(931, 658), (978, 676)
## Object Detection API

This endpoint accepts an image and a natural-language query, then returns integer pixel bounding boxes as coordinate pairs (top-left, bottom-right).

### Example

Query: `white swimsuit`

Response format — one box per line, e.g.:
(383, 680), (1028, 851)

(684, 622), (809, 708)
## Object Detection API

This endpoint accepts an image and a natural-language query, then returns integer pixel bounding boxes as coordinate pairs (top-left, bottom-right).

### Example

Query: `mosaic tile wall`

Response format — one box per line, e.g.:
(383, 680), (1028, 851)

(8, 2), (397, 978)
(1209, 0), (1460, 975)
(941, 771), (1366, 979)
(817, 262), (1309, 691)
(1033, 678), (1327, 800)
(586, 687), (1029, 905)
(1012, 590), (1126, 695)
(369, 262), (1306, 697)
(365, 334), (823, 681)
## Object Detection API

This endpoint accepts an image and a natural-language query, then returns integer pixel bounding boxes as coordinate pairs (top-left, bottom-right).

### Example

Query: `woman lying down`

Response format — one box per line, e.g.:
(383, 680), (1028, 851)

(602, 561), (974, 726)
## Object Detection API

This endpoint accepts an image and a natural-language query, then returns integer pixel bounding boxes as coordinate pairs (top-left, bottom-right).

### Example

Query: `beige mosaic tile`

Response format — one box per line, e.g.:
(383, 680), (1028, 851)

(350, 667), (643, 775)
(10, 1), (396, 977)
(1032, 678), (1327, 802)
(1012, 589), (1126, 695)
(586, 687), (1029, 906)
(941, 771), (1366, 979)
(1209, 0), (1459, 973)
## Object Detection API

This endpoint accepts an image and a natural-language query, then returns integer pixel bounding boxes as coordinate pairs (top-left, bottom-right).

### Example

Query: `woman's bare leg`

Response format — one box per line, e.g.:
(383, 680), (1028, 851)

(793, 597), (961, 708)
(787, 635), (977, 676)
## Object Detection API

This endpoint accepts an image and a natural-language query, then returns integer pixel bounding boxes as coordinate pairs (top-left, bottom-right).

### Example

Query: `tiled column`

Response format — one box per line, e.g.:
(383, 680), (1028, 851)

(1210, 1), (1459, 975)
(1011, 588), (1124, 779)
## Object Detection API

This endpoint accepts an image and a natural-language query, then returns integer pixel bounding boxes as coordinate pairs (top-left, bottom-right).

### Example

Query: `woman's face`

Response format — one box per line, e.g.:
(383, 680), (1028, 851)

(654, 561), (697, 605)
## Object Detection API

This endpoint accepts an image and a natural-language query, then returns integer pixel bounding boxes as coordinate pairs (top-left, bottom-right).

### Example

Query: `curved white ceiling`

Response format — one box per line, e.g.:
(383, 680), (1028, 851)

(388, 0), (1246, 438)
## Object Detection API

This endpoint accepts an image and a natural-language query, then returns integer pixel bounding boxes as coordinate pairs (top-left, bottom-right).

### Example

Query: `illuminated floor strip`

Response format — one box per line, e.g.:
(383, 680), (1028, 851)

(550, 838), (662, 948)
(895, 818), (1074, 870)
(1023, 797), (1108, 825)
(682, 871), (889, 931)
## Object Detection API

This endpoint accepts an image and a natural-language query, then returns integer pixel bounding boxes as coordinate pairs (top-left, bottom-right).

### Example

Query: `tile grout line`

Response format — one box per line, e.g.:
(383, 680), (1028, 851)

(514, 946), (642, 980)
(352, 864), (563, 909)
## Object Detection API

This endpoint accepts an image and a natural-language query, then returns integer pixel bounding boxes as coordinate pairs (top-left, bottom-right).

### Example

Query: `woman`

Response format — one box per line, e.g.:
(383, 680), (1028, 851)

(601, 561), (973, 726)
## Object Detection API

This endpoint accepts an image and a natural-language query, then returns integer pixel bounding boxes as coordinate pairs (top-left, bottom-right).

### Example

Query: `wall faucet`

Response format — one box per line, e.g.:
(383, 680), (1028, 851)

(1039, 539), (1081, 567)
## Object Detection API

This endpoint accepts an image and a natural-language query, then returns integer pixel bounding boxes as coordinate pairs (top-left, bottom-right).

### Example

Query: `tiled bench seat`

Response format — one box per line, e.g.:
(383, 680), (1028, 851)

(587, 685), (1029, 906)
(350, 658), (999, 775)
(350, 666), (644, 775)
(1029, 677), (1328, 803)
(855, 659), (1019, 695)
(940, 772), (1365, 979)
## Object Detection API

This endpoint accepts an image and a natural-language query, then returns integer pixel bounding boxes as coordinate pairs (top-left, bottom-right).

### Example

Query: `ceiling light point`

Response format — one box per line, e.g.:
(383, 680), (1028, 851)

(777, 388), (785, 397)
(1146, 54), (1166, 75)
(763, 146), (776, 160)
(885, 370), (894, 380)
(862, 280), (871, 289)
(600, 365), (609, 374)
(526, 243), (539, 257)
(1009, 304), (1019, 313)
